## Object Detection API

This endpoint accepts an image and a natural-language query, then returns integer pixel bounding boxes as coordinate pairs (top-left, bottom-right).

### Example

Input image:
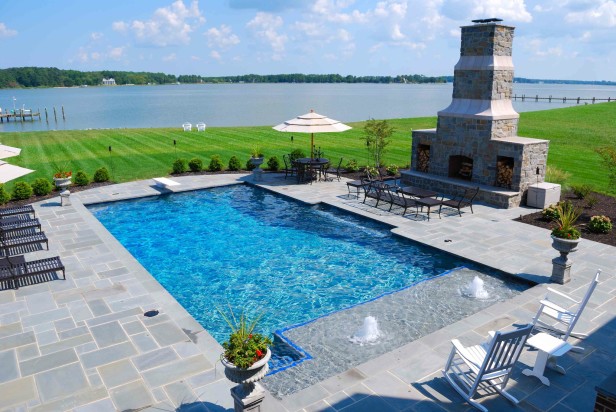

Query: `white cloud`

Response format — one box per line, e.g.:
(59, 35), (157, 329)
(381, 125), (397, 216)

(205, 24), (240, 49)
(565, 1), (616, 27)
(91, 32), (103, 41)
(0, 23), (17, 38)
(191, 55), (202, 61)
(112, 21), (128, 32)
(74, 46), (126, 63)
(210, 50), (222, 60)
(163, 53), (177, 61)
(246, 12), (287, 54)
(109, 47), (126, 60)
(114, 0), (205, 47)
(526, 39), (563, 57)
(470, 0), (532, 23)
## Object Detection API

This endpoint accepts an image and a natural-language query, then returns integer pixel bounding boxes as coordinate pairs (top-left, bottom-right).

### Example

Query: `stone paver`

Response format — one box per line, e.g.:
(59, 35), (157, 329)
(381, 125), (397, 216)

(0, 172), (612, 411)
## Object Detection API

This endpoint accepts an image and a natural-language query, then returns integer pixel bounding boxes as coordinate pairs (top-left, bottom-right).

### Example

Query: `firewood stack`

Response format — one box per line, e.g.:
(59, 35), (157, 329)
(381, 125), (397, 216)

(496, 160), (513, 188)
(417, 147), (430, 172)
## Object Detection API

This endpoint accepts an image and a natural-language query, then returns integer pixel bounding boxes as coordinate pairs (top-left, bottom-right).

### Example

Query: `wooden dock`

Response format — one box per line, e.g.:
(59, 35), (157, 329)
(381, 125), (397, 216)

(0, 109), (42, 122)
(513, 95), (613, 104)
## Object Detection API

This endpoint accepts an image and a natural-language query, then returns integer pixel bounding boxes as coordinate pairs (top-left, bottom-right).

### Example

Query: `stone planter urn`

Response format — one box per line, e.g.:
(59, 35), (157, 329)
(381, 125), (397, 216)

(550, 235), (581, 284)
(222, 348), (271, 412)
(249, 157), (264, 182)
(53, 177), (72, 190)
(53, 177), (72, 206)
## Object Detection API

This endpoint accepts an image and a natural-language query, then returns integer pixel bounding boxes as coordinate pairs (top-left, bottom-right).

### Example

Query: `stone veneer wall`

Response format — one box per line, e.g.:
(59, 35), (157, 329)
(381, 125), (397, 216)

(460, 24), (513, 56)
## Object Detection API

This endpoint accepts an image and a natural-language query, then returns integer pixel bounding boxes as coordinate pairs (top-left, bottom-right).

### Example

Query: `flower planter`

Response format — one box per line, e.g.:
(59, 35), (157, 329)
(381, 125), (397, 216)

(551, 235), (581, 284)
(249, 157), (264, 182)
(222, 348), (271, 412)
(53, 177), (72, 190)
(221, 348), (271, 384)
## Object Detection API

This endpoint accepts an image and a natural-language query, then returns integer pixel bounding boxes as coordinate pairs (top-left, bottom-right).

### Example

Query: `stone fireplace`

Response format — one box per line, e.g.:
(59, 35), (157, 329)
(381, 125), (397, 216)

(402, 20), (549, 208)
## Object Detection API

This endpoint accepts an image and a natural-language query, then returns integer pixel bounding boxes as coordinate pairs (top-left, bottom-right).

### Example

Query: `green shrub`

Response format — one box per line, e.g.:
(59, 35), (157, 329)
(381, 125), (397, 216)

(32, 178), (53, 196)
(172, 158), (187, 174)
(570, 184), (593, 199)
(0, 184), (11, 204)
(345, 159), (359, 172)
(289, 149), (306, 162)
(588, 215), (613, 234)
(246, 158), (256, 171)
(386, 164), (399, 176)
(74, 170), (90, 186)
(267, 156), (280, 171)
(542, 203), (560, 221)
(551, 201), (582, 240)
(93, 167), (110, 182)
(228, 156), (242, 171)
(12, 181), (33, 200)
(188, 158), (203, 172)
(208, 155), (224, 172)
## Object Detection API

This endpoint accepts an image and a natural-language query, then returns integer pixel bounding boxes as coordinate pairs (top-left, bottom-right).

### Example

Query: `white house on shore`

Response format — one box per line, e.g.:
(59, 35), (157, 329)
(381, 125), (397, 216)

(102, 78), (116, 86)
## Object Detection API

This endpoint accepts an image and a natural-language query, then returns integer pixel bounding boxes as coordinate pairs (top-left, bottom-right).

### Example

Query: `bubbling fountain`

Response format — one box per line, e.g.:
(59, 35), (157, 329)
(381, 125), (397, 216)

(349, 316), (381, 345)
(461, 276), (490, 299)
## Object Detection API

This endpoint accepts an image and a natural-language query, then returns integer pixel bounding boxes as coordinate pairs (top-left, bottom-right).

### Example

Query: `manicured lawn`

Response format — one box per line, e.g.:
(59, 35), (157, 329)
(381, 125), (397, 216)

(1, 102), (614, 194)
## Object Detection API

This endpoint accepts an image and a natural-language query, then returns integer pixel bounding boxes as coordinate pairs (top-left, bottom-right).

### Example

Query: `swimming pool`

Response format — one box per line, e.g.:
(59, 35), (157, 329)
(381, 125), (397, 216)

(88, 185), (522, 346)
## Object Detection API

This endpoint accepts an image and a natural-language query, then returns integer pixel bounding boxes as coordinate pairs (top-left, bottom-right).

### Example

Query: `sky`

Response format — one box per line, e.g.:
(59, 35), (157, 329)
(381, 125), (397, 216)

(1, 0), (615, 81)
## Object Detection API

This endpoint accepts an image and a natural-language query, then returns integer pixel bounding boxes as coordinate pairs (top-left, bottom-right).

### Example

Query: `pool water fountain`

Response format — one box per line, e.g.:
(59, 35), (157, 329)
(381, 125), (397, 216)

(349, 316), (381, 345)
(462, 276), (490, 299)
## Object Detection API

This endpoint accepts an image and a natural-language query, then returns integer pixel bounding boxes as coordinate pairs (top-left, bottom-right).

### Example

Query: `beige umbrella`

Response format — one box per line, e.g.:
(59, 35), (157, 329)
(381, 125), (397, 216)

(0, 161), (34, 183)
(273, 110), (351, 158)
(0, 144), (22, 159)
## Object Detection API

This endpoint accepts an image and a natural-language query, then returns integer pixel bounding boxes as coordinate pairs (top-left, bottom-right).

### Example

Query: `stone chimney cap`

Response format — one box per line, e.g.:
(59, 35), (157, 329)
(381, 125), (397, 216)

(471, 18), (503, 24)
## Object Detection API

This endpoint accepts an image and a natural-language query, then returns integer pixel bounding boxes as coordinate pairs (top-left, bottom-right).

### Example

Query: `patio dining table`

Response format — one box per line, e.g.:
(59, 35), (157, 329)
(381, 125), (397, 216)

(294, 158), (329, 183)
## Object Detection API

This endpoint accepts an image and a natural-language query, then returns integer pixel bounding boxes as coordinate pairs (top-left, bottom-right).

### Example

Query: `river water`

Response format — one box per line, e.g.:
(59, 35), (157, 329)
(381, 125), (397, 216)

(1, 83), (614, 132)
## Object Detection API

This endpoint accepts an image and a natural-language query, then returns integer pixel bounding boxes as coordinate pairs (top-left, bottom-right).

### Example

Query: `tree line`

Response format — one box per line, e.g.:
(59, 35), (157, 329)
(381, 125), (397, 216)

(0, 67), (446, 88)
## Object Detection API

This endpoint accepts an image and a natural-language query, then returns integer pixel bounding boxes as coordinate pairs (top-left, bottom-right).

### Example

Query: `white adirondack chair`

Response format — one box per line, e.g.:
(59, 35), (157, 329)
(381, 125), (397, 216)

(443, 324), (533, 412)
(182, 122), (192, 132)
(196, 122), (206, 132)
(532, 269), (601, 352)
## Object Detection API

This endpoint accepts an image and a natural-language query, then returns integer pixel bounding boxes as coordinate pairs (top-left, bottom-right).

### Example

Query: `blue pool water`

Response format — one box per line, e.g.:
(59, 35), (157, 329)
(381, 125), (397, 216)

(89, 185), (476, 342)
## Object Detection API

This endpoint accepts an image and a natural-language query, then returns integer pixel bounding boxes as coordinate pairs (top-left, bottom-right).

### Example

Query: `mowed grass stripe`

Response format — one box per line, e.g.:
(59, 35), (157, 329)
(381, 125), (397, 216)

(2, 103), (614, 194)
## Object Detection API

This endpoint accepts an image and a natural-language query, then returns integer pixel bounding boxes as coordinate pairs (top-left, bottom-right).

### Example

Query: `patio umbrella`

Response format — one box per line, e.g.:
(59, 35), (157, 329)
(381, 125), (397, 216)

(273, 110), (351, 158)
(0, 161), (34, 183)
(0, 144), (21, 159)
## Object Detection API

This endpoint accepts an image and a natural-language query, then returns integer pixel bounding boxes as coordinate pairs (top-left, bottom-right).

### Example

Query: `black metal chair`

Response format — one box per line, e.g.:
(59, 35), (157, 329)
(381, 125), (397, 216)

(0, 230), (49, 256)
(439, 187), (480, 217)
(0, 255), (65, 289)
(385, 187), (417, 216)
(0, 205), (35, 219)
(282, 154), (297, 179)
(0, 215), (42, 233)
(324, 157), (343, 182)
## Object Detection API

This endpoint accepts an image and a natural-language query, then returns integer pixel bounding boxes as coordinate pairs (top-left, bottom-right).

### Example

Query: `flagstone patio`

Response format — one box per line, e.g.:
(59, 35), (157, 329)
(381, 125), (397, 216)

(0, 172), (614, 411)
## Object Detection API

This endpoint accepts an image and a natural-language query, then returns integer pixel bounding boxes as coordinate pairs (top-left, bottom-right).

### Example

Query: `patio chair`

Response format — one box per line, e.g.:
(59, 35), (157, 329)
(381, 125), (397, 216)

(196, 122), (206, 132)
(324, 157), (343, 182)
(282, 154), (297, 179)
(386, 187), (417, 216)
(531, 269), (601, 352)
(439, 186), (480, 217)
(0, 254), (65, 289)
(366, 168), (398, 188)
(0, 204), (35, 219)
(362, 179), (390, 208)
(0, 230), (49, 256)
(442, 324), (533, 412)
(0, 215), (42, 233)
(182, 122), (192, 132)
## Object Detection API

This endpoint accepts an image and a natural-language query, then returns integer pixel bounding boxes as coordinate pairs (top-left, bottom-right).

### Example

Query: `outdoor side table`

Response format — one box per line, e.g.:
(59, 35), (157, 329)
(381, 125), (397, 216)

(415, 197), (442, 220)
(522, 332), (572, 386)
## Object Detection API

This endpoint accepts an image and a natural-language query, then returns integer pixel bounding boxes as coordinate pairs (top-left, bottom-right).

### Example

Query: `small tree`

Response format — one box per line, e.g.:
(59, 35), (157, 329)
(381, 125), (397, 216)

(0, 184), (11, 204)
(32, 178), (53, 196)
(228, 156), (242, 171)
(74, 170), (90, 186)
(93, 167), (110, 182)
(596, 146), (616, 192)
(363, 119), (394, 168)
(208, 155), (224, 172)
(12, 181), (33, 200)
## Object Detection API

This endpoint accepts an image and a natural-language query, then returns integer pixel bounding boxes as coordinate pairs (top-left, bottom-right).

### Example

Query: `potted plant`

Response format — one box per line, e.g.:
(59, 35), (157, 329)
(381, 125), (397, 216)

(219, 308), (272, 409)
(52, 163), (73, 190)
(550, 200), (582, 284)
(249, 146), (264, 166)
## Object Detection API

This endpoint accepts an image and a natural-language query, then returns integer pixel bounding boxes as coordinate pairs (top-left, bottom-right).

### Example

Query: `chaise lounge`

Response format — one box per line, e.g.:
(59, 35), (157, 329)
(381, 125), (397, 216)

(0, 230), (49, 256)
(0, 204), (35, 219)
(0, 215), (42, 233)
(0, 255), (65, 289)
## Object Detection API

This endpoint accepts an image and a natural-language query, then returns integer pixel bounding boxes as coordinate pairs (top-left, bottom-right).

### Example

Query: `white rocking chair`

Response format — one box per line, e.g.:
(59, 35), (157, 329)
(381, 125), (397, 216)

(196, 122), (206, 132)
(531, 269), (601, 352)
(442, 324), (533, 412)
(182, 122), (192, 132)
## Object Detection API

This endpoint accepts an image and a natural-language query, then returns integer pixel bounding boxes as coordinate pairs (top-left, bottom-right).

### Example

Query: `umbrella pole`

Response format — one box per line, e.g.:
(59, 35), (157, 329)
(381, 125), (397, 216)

(311, 133), (314, 159)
